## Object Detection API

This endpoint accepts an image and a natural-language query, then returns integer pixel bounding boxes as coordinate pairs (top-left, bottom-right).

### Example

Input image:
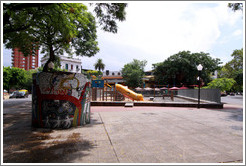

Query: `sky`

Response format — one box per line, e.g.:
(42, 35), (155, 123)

(2, 1), (244, 72)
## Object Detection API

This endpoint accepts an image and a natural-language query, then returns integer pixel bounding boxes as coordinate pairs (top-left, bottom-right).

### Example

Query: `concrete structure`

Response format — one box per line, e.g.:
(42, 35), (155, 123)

(3, 101), (243, 163)
(11, 48), (39, 70)
(41, 55), (82, 73)
(32, 72), (91, 129)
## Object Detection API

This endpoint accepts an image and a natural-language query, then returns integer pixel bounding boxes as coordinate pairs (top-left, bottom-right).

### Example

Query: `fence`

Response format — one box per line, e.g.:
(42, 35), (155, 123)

(135, 89), (177, 97)
(92, 87), (125, 101)
(177, 89), (221, 103)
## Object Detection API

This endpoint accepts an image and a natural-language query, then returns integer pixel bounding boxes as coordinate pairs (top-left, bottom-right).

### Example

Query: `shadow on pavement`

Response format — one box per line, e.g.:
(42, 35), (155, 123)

(3, 101), (97, 163)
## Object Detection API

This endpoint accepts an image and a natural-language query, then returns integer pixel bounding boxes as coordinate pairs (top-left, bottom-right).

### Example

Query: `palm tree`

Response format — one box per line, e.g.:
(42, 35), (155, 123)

(94, 58), (105, 71)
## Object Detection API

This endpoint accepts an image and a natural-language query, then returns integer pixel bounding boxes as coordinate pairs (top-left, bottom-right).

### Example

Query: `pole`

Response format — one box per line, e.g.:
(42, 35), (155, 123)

(198, 72), (201, 109)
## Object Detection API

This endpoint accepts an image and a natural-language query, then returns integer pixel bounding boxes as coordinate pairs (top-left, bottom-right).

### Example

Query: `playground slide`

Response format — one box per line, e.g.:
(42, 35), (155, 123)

(115, 84), (144, 101)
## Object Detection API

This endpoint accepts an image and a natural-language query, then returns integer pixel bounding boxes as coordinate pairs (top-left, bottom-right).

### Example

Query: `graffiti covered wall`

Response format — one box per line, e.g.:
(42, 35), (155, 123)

(32, 72), (91, 129)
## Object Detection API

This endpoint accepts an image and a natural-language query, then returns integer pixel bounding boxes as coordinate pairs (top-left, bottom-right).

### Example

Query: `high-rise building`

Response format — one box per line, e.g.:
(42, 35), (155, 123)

(11, 48), (39, 70)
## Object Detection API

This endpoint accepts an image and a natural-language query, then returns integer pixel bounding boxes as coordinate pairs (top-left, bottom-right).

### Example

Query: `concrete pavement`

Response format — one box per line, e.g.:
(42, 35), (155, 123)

(3, 102), (243, 163)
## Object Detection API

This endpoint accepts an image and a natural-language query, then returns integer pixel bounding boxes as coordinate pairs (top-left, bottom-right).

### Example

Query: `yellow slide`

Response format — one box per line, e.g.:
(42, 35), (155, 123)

(115, 84), (144, 101)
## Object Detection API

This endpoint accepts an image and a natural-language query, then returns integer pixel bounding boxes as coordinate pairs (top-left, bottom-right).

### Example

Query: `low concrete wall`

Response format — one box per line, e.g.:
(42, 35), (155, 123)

(178, 89), (221, 103)
(91, 101), (223, 108)
(32, 72), (91, 129)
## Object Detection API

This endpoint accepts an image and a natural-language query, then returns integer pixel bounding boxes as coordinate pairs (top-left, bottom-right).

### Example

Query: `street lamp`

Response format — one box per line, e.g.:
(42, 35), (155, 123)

(197, 64), (203, 108)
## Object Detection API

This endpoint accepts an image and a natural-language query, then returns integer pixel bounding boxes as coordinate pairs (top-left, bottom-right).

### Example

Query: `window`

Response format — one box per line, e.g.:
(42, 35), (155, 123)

(65, 64), (68, 70)
(118, 72), (121, 75)
(71, 65), (73, 70)
(112, 72), (115, 76)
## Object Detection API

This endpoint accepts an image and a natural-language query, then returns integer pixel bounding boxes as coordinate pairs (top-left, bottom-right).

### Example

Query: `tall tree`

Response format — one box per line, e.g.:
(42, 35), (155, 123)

(3, 67), (27, 92)
(92, 3), (127, 33)
(3, 3), (127, 71)
(205, 78), (236, 92)
(153, 51), (221, 86)
(121, 59), (147, 88)
(94, 59), (105, 71)
(218, 48), (243, 92)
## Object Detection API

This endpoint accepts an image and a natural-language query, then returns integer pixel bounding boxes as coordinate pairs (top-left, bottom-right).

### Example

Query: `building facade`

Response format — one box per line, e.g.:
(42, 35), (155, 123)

(41, 55), (82, 73)
(101, 70), (125, 85)
(12, 48), (39, 70)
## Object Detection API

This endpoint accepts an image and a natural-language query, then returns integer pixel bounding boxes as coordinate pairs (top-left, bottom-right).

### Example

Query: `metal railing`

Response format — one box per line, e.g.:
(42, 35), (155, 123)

(178, 89), (221, 103)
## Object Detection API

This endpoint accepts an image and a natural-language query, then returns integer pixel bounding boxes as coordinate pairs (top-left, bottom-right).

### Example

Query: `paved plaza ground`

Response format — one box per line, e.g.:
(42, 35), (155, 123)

(3, 98), (243, 164)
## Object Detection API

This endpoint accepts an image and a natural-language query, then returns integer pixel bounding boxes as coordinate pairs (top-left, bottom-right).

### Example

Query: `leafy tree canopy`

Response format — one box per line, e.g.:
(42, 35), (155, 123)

(86, 70), (103, 77)
(205, 78), (236, 92)
(121, 59), (147, 88)
(3, 3), (127, 72)
(218, 48), (243, 92)
(92, 3), (127, 33)
(228, 3), (243, 12)
(153, 51), (222, 86)
(3, 67), (28, 92)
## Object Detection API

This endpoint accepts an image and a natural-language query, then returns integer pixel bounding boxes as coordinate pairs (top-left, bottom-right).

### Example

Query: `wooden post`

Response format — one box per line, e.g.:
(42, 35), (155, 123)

(99, 88), (101, 101)
(154, 84), (155, 97)
(106, 88), (107, 101)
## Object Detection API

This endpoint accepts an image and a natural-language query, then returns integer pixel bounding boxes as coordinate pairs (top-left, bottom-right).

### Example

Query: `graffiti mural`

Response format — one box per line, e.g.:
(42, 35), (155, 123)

(32, 72), (91, 129)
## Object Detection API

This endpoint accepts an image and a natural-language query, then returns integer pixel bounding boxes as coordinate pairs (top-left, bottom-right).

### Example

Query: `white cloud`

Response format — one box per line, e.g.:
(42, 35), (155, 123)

(232, 29), (242, 37)
(88, 1), (243, 71)
(93, 2), (228, 70)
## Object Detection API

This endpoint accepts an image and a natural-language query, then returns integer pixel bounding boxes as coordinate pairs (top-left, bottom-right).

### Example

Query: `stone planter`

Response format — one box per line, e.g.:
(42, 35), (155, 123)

(32, 71), (91, 129)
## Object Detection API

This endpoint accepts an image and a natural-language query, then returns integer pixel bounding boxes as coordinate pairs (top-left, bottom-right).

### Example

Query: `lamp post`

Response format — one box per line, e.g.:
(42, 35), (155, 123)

(197, 64), (203, 108)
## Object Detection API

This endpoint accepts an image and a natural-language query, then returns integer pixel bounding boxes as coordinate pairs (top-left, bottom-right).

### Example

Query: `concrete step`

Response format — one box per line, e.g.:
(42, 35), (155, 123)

(125, 102), (134, 107)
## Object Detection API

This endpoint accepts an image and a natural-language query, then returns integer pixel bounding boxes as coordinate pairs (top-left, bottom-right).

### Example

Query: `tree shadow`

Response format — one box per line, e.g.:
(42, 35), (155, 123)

(3, 103), (101, 163)
(228, 113), (243, 122)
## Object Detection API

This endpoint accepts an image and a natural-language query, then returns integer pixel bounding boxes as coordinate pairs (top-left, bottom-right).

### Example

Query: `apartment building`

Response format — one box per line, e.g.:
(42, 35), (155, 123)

(12, 48), (39, 70)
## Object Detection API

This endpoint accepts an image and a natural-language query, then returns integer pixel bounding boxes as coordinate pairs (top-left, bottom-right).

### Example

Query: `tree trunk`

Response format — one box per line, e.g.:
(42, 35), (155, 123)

(43, 46), (55, 72)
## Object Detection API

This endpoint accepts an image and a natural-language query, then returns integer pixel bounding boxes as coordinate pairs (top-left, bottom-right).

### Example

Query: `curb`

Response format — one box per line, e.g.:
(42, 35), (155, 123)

(91, 101), (224, 108)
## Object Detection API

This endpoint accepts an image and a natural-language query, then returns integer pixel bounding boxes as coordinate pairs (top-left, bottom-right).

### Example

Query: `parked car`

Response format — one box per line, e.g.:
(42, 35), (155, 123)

(9, 91), (18, 98)
(10, 90), (29, 98)
(16, 91), (29, 98)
